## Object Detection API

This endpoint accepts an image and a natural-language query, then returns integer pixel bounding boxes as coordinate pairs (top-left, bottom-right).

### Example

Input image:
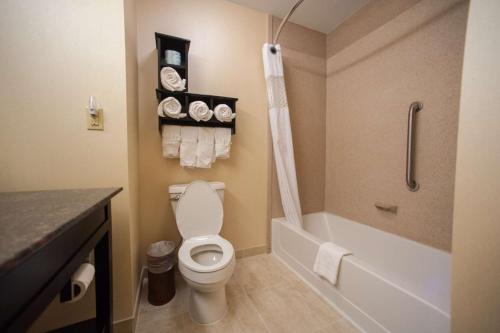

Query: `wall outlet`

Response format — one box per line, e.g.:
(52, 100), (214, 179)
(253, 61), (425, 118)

(87, 109), (104, 130)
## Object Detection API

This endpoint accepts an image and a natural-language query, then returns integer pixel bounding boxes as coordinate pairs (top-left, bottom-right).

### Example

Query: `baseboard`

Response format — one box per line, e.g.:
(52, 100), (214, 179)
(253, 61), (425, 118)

(113, 319), (134, 333)
(113, 266), (147, 333)
(114, 248), (268, 332)
(235, 245), (270, 259)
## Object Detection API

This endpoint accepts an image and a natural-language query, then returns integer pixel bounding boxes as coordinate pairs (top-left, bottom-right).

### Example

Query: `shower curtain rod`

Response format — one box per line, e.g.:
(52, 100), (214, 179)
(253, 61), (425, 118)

(270, 0), (305, 54)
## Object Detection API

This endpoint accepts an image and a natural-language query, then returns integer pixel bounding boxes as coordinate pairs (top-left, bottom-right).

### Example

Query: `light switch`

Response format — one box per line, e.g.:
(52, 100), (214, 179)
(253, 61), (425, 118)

(87, 109), (104, 130)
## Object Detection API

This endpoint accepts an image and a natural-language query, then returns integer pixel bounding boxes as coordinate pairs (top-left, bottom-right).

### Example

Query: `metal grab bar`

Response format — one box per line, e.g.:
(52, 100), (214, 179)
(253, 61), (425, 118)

(406, 101), (423, 191)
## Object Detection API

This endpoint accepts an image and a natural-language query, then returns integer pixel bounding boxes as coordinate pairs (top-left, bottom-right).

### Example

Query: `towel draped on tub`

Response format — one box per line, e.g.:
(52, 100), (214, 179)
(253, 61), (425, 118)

(313, 242), (352, 285)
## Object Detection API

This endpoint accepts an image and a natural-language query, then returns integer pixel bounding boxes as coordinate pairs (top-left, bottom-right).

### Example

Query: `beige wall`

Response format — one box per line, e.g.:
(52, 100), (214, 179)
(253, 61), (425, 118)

(452, 0), (500, 331)
(124, 0), (141, 325)
(137, 0), (269, 258)
(327, 0), (421, 58)
(270, 17), (326, 218)
(325, 0), (469, 251)
(0, 0), (140, 330)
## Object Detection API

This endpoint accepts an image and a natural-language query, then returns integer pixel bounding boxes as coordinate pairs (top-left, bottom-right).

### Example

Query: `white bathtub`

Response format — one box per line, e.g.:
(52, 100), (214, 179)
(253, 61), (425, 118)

(272, 212), (451, 333)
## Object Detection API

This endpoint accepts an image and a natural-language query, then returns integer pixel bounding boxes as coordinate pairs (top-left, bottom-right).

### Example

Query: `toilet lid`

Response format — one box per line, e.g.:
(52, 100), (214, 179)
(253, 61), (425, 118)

(175, 180), (223, 239)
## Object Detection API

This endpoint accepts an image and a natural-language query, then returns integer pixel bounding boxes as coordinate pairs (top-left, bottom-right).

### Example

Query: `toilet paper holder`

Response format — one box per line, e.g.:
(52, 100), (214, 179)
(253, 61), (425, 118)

(60, 261), (95, 303)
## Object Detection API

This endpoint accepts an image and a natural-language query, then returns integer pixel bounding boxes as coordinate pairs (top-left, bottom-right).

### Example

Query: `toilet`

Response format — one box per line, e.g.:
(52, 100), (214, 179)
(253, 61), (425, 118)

(169, 180), (235, 324)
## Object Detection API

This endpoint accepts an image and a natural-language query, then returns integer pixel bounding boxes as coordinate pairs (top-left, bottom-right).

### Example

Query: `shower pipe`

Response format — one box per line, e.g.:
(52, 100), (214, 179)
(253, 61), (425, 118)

(406, 101), (423, 191)
(270, 0), (306, 54)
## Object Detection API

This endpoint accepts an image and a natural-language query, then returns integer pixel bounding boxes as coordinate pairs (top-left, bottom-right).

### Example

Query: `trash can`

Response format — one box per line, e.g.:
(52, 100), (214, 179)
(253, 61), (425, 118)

(147, 241), (176, 305)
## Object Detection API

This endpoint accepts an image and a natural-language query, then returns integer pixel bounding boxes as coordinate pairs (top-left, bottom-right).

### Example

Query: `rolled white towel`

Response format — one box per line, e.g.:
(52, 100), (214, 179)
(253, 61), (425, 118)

(160, 67), (186, 92)
(214, 104), (236, 123)
(189, 101), (213, 122)
(161, 125), (181, 158)
(196, 128), (215, 168)
(157, 97), (185, 119)
(214, 128), (232, 159)
(180, 126), (198, 168)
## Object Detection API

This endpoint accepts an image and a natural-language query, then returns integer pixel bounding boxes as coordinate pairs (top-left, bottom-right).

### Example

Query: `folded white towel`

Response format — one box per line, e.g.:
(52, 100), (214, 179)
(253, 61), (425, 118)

(214, 128), (232, 159)
(158, 97), (185, 119)
(160, 67), (186, 92)
(180, 126), (198, 168)
(313, 242), (352, 285)
(189, 101), (213, 122)
(196, 128), (215, 168)
(161, 125), (181, 158)
(214, 104), (236, 123)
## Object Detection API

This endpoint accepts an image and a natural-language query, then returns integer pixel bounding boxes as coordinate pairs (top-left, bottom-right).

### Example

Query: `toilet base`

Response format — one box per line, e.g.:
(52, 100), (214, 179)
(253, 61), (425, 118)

(188, 287), (228, 325)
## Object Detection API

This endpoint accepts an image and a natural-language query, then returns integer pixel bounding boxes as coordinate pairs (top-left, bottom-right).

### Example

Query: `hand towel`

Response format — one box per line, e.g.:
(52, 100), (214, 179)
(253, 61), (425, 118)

(214, 104), (236, 122)
(313, 242), (352, 285)
(158, 97), (185, 119)
(180, 126), (198, 168)
(196, 127), (215, 168)
(189, 101), (213, 122)
(160, 67), (186, 92)
(161, 125), (181, 158)
(214, 128), (232, 159)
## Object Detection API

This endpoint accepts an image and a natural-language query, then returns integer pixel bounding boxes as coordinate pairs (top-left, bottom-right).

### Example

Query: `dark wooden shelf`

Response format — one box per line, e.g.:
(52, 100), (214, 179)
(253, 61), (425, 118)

(155, 32), (190, 90)
(159, 60), (187, 71)
(156, 89), (237, 134)
(155, 32), (238, 135)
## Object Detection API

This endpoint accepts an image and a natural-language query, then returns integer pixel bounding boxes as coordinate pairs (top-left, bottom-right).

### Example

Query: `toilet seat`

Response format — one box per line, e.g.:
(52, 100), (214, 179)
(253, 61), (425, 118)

(179, 235), (234, 273)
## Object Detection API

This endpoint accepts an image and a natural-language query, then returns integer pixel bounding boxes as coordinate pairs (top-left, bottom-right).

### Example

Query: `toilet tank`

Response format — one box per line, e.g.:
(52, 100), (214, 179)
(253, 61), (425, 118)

(169, 181), (225, 213)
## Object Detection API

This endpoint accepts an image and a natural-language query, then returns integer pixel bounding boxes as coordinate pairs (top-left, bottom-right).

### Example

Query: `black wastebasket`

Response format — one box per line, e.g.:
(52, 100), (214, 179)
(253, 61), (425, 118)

(147, 241), (176, 305)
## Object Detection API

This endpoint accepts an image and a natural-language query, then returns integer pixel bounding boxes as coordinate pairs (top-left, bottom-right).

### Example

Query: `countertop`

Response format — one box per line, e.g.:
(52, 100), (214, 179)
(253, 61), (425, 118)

(0, 188), (122, 274)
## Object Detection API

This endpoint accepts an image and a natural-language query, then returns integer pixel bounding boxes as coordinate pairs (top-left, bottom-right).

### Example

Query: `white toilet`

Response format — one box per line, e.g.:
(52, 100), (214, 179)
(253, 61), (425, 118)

(169, 180), (235, 325)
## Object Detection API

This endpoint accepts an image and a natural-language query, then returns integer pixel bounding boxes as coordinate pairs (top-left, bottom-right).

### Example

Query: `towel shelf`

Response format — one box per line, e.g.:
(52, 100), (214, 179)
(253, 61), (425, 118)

(159, 60), (186, 71)
(155, 33), (238, 135)
(156, 89), (237, 134)
(155, 33), (190, 91)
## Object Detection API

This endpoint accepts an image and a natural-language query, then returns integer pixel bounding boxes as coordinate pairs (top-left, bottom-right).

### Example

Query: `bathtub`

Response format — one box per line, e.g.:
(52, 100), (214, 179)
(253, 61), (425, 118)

(272, 212), (451, 333)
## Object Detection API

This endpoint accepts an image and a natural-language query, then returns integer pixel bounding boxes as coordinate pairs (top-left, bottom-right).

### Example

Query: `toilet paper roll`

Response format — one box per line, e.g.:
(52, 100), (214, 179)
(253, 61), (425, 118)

(67, 263), (95, 303)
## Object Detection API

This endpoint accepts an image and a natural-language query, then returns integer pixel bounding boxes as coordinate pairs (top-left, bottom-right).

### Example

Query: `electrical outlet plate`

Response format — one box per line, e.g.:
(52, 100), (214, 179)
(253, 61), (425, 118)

(87, 109), (103, 130)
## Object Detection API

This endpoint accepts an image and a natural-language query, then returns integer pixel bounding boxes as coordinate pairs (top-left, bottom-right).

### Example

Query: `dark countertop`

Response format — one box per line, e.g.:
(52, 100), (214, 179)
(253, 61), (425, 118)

(0, 188), (122, 274)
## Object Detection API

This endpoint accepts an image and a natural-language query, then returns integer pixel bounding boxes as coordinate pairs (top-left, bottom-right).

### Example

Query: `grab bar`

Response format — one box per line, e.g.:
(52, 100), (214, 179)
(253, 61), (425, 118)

(406, 101), (423, 191)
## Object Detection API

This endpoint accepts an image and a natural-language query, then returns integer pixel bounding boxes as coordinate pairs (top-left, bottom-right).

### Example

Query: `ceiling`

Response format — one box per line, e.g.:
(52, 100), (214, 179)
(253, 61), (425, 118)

(227, 0), (370, 34)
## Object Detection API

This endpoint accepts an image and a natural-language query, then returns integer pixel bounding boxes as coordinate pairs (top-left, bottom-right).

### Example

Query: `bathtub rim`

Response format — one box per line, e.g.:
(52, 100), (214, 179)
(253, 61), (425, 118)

(272, 214), (451, 318)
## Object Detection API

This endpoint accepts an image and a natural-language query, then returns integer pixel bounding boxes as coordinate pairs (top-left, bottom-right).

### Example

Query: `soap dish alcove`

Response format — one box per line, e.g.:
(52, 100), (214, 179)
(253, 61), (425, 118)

(155, 33), (238, 134)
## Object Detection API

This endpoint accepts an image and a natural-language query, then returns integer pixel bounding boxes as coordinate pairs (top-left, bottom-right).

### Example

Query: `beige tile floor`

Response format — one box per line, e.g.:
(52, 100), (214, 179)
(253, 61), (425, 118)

(135, 254), (359, 333)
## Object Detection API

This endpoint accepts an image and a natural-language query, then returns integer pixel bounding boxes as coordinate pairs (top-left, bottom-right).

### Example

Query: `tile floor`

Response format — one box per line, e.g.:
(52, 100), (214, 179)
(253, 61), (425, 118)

(136, 254), (359, 333)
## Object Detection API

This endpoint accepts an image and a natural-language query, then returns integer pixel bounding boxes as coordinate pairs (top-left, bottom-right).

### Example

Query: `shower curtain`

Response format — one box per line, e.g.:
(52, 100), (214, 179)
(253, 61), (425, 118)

(262, 44), (303, 228)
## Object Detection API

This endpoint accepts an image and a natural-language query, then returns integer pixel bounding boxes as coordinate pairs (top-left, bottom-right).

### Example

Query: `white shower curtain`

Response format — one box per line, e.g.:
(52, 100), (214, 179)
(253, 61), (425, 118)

(262, 44), (303, 228)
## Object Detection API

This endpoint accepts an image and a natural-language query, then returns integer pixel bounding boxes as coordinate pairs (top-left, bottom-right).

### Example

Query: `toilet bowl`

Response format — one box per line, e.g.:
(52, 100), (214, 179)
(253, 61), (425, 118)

(169, 181), (235, 324)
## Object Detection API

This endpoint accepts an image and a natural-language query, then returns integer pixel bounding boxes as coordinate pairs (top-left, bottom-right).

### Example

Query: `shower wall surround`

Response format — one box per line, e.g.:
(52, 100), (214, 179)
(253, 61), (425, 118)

(270, 0), (468, 251)
(325, 0), (469, 251)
